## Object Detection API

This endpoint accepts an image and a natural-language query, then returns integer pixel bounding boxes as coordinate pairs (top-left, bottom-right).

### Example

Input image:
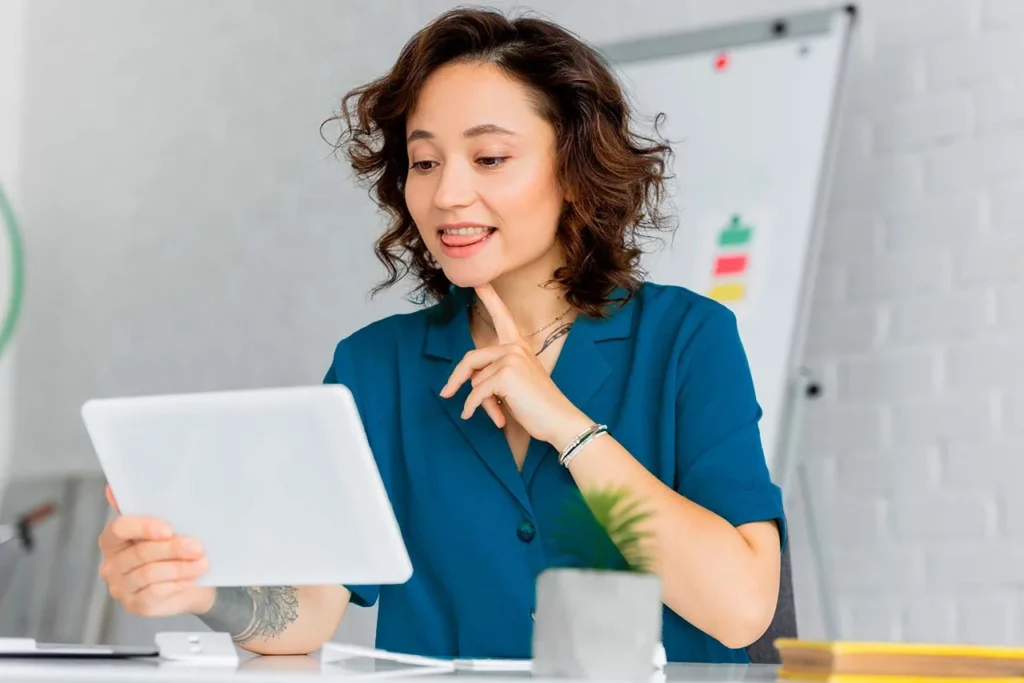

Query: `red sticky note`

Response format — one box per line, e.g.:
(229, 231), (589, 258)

(714, 254), (747, 276)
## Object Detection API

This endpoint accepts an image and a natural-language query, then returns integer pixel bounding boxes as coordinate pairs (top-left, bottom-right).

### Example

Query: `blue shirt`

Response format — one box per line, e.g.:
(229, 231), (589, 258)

(323, 281), (787, 663)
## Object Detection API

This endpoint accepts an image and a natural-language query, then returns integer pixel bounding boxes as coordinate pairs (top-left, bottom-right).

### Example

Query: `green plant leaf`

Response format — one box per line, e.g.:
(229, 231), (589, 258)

(546, 486), (655, 573)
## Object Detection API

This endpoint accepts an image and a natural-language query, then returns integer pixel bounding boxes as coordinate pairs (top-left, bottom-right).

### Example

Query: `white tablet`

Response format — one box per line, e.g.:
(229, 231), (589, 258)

(81, 385), (412, 588)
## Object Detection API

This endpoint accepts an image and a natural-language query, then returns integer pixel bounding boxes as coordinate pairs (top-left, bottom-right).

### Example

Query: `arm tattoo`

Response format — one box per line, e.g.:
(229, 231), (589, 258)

(197, 586), (299, 644)
(536, 323), (573, 356)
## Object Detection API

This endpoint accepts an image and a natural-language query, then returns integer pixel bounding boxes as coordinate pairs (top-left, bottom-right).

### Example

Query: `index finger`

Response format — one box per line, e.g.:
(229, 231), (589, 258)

(107, 516), (174, 545)
(474, 284), (522, 344)
(105, 485), (120, 514)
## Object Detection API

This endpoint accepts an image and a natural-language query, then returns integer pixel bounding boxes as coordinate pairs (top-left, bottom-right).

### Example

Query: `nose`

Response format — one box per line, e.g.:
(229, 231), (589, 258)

(432, 160), (475, 210)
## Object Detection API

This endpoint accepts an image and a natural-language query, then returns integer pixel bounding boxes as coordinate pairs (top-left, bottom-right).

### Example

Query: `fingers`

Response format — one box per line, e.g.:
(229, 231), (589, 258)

(120, 558), (210, 595)
(439, 345), (511, 398)
(463, 364), (514, 420)
(96, 506), (211, 619)
(99, 515), (174, 553)
(117, 537), (205, 574)
(119, 580), (205, 618)
(474, 284), (523, 344)
(99, 537), (206, 594)
(481, 396), (506, 429)
(100, 538), (209, 616)
(105, 484), (120, 514)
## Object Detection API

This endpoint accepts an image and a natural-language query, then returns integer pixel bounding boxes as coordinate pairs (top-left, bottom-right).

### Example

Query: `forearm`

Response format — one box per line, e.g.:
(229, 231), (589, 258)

(555, 418), (779, 648)
(196, 585), (350, 655)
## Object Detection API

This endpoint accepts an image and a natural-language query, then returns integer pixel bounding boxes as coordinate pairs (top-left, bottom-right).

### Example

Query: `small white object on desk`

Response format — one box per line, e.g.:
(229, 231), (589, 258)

(154, 632), (239, 667)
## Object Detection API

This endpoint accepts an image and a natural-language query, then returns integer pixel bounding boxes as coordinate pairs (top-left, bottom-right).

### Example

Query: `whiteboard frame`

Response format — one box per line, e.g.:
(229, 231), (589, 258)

(599, 5), (858, 494)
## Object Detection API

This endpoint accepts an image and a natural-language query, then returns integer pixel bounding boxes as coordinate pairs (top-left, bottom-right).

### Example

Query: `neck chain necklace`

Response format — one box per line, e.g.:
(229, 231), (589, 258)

(474, 301), (572, 337)
(471, 301), (575, 356)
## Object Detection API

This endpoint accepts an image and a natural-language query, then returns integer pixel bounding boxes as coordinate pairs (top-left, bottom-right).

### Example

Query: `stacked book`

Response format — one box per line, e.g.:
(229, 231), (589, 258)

(775, 639), (1024, 682)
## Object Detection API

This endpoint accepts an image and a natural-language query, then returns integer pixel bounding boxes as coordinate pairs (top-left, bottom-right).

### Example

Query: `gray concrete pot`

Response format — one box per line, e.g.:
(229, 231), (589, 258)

(532, 568), (662, 681)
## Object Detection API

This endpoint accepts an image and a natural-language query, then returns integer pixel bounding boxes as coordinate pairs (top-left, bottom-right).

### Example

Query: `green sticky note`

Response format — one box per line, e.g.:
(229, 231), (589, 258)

(719, 215), (753, 247)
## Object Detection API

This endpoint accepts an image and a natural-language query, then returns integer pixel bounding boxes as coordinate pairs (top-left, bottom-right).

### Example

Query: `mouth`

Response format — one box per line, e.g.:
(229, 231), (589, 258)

(438, 225), (497, 248)
(436, 224), (498, 259)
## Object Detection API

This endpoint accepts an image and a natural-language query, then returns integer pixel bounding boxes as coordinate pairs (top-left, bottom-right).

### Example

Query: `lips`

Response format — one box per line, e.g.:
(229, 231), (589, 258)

(436, 224), (497, 259)
(438, 226), (496, 248)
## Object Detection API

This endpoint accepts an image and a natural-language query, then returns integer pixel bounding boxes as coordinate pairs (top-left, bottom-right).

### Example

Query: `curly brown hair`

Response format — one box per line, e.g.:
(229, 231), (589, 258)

(324, 7), (674, 317)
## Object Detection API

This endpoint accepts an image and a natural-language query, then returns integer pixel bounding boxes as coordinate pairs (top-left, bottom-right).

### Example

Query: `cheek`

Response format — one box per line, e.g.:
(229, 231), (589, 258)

(404, 180), (434, 237)
(487, 165), (563, 234)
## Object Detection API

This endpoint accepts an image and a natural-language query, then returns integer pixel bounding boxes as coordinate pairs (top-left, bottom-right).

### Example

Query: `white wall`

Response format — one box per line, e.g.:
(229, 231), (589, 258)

(11, 0), (423, 480)
(3, 0), (1023, 650)
(0, 0), (26, 504)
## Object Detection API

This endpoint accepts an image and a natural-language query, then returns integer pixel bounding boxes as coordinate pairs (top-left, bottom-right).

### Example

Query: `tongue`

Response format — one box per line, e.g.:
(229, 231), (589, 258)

(441, 230), (491, 247)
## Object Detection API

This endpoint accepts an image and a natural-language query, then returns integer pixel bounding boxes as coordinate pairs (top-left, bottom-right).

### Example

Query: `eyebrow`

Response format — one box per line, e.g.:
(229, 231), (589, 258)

(407, 124), (517, 143)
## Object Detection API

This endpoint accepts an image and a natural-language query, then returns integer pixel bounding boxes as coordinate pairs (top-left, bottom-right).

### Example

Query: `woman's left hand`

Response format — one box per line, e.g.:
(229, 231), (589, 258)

(439, 284), (589, 446)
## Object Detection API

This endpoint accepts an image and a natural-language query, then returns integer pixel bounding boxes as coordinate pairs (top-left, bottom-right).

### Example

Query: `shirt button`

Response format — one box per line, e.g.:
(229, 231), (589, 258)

(516, 520), (536, 543)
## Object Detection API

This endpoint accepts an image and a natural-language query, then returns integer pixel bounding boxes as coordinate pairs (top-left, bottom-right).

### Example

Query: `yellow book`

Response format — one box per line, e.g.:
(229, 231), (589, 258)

(775, 638), (1024, 681)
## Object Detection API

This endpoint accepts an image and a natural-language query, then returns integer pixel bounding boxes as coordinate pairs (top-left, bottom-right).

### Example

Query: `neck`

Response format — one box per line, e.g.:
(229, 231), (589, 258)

(486, 277), (568, 334)
(476, 250), (574, 335)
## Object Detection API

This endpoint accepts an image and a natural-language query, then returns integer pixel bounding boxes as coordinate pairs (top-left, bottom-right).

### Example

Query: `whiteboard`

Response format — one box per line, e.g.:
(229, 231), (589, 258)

(602, 7), (855, 476)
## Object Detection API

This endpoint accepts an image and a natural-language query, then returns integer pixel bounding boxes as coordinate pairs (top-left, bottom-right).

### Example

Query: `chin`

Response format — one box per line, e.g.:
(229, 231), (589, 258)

(440, 259), (507, 290)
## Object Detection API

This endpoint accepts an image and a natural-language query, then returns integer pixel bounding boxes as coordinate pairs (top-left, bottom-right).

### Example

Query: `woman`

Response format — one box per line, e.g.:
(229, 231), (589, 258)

(97, 7), (785, 663)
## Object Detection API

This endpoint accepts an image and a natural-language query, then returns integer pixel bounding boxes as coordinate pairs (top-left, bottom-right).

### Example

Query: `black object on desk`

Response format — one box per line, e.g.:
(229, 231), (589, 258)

(0, 502), (57, 603)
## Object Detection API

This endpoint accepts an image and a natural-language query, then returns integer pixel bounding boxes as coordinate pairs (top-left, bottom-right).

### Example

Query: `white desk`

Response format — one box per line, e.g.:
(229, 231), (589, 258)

(0, 657), (780, 683)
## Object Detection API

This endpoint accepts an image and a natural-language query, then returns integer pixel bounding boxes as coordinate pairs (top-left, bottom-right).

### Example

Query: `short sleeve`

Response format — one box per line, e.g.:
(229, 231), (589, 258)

(674, 306), (787, 552)
(323, 340), (382, 608)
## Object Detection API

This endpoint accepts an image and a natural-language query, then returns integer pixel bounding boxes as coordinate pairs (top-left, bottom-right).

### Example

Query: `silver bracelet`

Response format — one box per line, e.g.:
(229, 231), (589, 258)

(558, 423), (608, 467)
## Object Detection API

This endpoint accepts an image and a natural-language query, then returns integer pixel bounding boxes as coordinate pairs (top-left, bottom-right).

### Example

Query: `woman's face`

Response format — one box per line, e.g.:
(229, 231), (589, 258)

(404, 61), (566, 289)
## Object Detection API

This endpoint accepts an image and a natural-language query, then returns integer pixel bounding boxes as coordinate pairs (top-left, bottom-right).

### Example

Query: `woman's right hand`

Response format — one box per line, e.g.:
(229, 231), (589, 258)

(98, 485), (215, 617)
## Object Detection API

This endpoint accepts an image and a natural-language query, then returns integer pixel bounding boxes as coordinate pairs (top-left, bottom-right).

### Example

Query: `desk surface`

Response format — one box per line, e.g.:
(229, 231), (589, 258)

(0, 657), (780, 683)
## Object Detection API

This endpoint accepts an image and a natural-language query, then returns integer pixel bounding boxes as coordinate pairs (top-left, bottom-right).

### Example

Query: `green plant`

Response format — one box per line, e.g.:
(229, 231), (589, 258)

(547, 486), (655, 573)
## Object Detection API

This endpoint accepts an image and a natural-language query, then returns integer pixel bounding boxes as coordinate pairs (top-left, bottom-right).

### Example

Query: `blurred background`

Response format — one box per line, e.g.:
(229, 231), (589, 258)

(0, 0), (1022, 653)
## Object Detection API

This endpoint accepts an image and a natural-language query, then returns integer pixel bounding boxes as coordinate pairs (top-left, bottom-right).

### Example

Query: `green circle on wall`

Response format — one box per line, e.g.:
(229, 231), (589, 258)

(0, 183), (24, 361)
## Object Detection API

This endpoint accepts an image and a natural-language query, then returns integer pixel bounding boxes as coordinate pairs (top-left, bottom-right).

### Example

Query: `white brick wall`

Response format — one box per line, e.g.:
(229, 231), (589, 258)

(888, 293), (991, 346)
(1004, 393), (1024, 435)
(959, 592), (1018, 645)
(947, 342), (1024, 391)
(872, 92), (972, 155)
(975, 82), (1024, 133)
(944, 440), (1024, 489)
(981, 0), (1024, 28)
(883, 194), (983, 252)
(837, 351), (941, 401)
(994, 284), (1024, 330)
(991, 185), (1024, 237)
(925, 30), (1024, 91)
(829, 544), (928, 591)
(798, 0), (1024, 644)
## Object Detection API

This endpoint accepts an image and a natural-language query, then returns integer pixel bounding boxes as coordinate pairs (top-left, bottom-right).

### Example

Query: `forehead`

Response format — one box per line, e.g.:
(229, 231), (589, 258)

(407, 61), (546, 136)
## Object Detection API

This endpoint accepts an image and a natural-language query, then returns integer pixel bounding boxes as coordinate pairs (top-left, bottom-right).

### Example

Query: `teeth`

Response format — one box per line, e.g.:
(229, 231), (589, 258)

(442, 227), (491, 236)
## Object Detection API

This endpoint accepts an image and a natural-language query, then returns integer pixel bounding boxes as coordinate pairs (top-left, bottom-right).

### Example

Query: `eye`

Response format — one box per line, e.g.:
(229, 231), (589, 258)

(477, 156), (508, 168)
(410, 160), (437, 172)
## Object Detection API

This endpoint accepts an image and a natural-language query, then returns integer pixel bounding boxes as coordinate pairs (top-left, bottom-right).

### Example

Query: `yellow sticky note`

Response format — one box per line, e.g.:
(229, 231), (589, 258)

(709, 283), (746, 302)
